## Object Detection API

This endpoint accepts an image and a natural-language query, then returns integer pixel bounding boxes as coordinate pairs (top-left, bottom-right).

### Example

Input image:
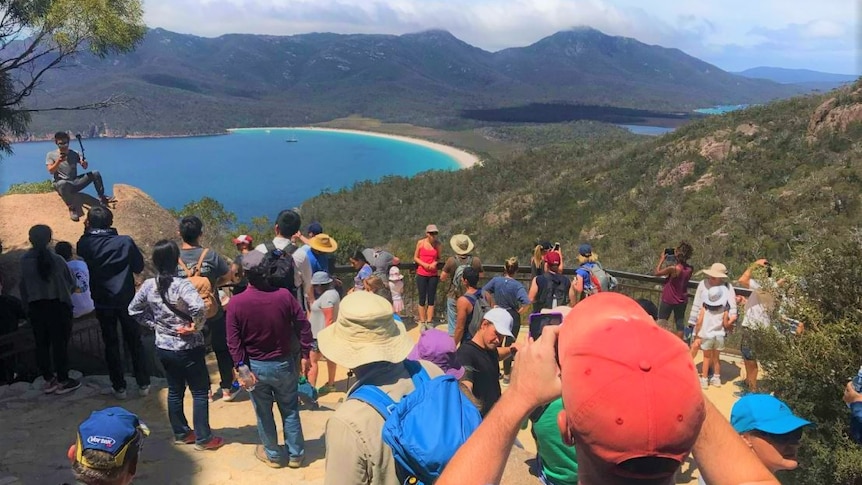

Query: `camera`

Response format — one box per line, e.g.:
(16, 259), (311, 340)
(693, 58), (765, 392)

(664, 247), (676, 264)
(664, 247), (675, 255)
(529, 312), (563, 340)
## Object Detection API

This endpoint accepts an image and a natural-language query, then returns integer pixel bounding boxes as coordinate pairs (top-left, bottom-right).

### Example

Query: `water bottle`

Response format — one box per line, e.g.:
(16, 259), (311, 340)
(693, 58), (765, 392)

(848, 366), (862, 408)
(237, 363), (255, 392)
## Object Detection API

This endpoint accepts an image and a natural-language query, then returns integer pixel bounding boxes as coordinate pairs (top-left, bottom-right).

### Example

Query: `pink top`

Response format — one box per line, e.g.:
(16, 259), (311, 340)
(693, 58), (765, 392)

(661, 263), (693, 305)
(416, 243), (440, 277)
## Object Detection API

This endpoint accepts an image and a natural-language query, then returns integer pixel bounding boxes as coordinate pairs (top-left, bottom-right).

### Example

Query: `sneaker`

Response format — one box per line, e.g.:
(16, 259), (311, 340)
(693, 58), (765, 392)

(99, 195), (116, 206)
(699, 377), (708, 389)
(69, 208), (80, 222)
(220, 385), (241, 402)
(288, 455), (304, 469)
(55, 379), (82, 395)
(43, 377), (60, 394)
(255, 445), (284, 468)
(174, 431), (196, 445)
(710, 376), (722, 388)
(318, 384), (336, 396)
(138, 385), (151, 397)
(194, 436), (225, 451)
(734, 380), (748, 388)
(113, 387), (128, 400)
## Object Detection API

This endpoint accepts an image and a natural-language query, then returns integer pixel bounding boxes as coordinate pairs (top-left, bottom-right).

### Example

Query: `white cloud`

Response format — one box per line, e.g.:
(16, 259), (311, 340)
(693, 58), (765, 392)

(141, 0), (859, 73)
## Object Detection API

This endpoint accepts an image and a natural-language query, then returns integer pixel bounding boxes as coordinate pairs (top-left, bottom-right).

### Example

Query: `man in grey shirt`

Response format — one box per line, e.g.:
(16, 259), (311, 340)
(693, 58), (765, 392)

(46, 131), (113, 221)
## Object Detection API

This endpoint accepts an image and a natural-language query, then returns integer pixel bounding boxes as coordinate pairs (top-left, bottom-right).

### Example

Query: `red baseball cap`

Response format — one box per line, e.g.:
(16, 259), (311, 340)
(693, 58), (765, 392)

(558, 293), (705, 478)
(233, 234), (253, 245)
(543, 251), (561, 266)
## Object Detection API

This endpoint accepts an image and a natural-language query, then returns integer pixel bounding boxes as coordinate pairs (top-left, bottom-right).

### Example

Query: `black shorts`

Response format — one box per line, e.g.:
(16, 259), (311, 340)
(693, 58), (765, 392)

(658, 301), (688, 331)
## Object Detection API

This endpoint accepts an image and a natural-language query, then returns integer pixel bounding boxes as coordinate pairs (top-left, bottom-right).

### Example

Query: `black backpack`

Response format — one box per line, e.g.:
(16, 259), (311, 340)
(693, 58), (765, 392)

(262, 241), (298, 293)
(536, 274), (570, 311)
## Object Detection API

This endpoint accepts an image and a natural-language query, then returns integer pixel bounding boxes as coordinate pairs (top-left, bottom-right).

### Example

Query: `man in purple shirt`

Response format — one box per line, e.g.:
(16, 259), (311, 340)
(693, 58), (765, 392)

(226, 250), (312, 469)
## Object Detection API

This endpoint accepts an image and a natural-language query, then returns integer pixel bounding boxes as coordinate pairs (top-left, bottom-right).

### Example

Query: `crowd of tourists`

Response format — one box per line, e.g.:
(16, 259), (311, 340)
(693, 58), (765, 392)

(1, 169), (861, 484)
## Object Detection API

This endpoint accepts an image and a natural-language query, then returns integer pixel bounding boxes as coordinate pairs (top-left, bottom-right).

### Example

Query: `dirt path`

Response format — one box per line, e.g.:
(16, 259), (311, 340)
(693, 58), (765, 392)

(0, 321), (743, 485)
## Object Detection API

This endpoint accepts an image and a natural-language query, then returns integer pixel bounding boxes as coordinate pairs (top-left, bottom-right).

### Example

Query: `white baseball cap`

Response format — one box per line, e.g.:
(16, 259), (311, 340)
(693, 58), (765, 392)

(484, 308), (514, 337)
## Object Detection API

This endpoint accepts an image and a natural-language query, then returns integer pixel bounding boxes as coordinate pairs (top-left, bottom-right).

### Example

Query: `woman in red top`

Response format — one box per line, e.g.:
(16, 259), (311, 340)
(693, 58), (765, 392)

(413, 224), (442, 327)
(654, 241), (694, 340)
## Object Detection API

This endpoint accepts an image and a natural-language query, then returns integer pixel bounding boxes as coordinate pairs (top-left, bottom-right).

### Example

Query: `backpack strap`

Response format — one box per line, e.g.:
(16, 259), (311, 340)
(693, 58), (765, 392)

(177, 256), (192, 277)
(193, 248), (209, 278)
(349, 361), (430, 418)
(264, 241), (276, 254)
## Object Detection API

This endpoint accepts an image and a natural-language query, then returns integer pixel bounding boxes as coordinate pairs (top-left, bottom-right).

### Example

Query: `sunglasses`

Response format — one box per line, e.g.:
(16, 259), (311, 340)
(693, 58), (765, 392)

(755, 428), (804, 444)
(427, 232), (438, 236)
(56, 141), (69, 146)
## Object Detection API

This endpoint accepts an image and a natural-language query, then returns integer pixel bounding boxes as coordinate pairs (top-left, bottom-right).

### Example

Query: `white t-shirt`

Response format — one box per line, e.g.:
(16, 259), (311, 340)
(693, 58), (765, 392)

(67, 260), (95, 318)
(697, 304), (727, 339)
(742, 279), (774, 329)
(309, 289), (340, 338)
(389, 280), (404, 301)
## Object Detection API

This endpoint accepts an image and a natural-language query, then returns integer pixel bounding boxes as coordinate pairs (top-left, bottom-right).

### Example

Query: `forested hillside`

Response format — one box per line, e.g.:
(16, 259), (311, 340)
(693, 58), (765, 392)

(302, 82), (862, 277)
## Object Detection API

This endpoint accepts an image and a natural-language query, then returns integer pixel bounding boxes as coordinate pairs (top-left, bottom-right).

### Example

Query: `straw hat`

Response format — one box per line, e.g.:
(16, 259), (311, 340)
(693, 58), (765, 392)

(309, 234), (338, 253)
(450, 234), (475, 255)
(317, 292), (414, 369)
(702, 263), (729, 279)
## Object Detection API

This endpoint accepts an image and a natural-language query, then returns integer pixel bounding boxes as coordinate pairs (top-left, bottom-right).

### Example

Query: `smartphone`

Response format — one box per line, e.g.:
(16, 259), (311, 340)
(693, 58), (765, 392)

(664, 247), (676, 264)
(554, 242), (561, 251)
(529, 312), (564, 340)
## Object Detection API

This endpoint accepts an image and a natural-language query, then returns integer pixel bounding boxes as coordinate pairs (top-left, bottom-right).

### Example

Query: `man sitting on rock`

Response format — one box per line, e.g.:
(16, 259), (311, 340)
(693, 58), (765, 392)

(46, 131), (114, 222)
(64, 407), (149, 485)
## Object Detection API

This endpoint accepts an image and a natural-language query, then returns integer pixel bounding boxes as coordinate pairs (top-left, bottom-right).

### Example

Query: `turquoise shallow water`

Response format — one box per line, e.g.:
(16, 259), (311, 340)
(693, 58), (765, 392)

(0, 128), (459, 221)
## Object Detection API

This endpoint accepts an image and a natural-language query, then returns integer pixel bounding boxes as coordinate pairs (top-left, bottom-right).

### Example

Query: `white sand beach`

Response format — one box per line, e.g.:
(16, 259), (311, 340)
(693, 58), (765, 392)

(229, 127), (481, 169)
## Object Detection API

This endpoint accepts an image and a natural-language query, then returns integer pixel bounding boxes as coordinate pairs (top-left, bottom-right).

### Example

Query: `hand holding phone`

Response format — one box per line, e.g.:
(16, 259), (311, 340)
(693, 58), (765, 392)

(529, 312), (564, 340)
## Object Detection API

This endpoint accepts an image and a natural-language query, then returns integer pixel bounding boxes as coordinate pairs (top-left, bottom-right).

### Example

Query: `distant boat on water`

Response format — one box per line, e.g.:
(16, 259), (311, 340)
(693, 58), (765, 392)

(285, 138), (298, 143)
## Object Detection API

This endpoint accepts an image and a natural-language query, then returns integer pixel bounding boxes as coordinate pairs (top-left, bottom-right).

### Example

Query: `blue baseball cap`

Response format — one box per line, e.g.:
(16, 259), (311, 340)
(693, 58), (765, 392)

(76, 407), (149, 470)
(307, 222), (324, 235)
(730, 394), (812, 434)
(578, 243), (593, 256)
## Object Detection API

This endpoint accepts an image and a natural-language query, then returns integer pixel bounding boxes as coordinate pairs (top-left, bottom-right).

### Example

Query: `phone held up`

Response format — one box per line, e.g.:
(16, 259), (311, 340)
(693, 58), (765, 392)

(529, 312), (564, 341)
(664, 247), (677, 264)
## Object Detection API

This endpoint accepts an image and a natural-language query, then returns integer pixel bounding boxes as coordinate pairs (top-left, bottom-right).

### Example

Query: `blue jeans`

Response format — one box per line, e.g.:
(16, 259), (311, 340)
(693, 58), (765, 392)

(157, 347), (212, 444)
(447, 297), (457, 336)
(249, 357), (305, 460)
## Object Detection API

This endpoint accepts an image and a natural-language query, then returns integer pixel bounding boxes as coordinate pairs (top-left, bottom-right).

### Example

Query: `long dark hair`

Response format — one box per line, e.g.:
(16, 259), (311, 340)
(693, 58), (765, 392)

(152, 239), (192, 321)
(29, 225), (53, 281)
(153, 240), (179, 294)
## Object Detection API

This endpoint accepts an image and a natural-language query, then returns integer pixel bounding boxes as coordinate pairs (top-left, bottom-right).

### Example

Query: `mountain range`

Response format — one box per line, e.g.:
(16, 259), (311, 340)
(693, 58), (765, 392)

(26, 27), (803, 136)
(735, 67), (858, 92)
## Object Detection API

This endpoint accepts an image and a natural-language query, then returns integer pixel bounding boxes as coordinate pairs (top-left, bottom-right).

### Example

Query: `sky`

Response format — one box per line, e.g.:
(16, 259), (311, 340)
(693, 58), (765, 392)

(143, 0), (860, 74)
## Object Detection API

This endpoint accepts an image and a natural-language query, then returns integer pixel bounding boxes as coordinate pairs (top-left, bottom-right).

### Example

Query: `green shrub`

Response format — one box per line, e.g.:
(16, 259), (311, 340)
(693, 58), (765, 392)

(754, 238), (862, 484)
(5, 179), (54, 194)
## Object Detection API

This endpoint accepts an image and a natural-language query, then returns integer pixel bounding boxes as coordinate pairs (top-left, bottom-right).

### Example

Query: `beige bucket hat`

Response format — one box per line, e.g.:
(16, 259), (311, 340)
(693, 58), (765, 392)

(450, 234), (475, 255)
(317, 291), (415, 369)
(702, 263), (729, 279)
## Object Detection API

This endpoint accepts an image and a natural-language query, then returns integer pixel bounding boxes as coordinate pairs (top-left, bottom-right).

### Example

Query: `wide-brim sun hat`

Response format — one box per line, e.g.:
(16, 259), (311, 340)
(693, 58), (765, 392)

(706, 285), (729, 308)
(450, 234), (475, 255)
(317, 291), (415, 369)
(702, 262), (729, 279)
(309, 234), (338, 253)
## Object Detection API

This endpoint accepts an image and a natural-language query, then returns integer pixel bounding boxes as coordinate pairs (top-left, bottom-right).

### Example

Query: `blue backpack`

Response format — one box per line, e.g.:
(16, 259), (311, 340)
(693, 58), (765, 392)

(349, 360), (482, 485)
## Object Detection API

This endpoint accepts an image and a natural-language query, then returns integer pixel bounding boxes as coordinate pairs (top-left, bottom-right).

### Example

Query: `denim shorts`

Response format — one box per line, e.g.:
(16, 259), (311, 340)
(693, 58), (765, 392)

(700, 335), (725, 351)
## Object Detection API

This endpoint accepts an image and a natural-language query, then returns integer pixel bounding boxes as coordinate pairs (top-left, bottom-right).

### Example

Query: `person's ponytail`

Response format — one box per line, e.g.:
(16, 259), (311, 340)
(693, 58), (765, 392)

(28, 225), (53, 281)
(532, 245), (543, 268)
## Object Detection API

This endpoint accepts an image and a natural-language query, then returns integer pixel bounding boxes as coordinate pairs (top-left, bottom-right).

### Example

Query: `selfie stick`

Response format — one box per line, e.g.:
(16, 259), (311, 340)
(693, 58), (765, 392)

(75, 133), (86, 159)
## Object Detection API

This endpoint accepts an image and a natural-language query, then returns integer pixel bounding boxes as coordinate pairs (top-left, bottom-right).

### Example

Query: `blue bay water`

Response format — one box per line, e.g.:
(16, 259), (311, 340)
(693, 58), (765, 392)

(0, 128), (459, 221)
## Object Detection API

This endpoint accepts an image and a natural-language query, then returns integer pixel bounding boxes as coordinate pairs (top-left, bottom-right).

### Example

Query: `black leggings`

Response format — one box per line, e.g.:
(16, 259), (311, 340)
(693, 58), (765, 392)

(29, 299), (73, 382)
(416, 275), (439, 306)
(206, 312), (235, 390)
(502, 308), (521, 376)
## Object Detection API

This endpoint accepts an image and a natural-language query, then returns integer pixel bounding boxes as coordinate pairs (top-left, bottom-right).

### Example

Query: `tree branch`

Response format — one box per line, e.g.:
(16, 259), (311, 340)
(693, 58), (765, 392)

(18, 94), (134, 113)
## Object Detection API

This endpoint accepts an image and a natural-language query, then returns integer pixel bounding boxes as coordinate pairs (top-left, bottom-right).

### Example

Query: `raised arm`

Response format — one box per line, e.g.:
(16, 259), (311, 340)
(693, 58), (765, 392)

(693, 398), (780, 485)
(437, 326), (561, 485)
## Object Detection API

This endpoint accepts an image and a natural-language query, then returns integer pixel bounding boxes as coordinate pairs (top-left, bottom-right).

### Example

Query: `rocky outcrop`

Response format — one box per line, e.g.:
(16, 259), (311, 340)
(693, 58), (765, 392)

(0, 184), (178, 293)
(807, 89), (862, 140)
(657, 161), (695, 187)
